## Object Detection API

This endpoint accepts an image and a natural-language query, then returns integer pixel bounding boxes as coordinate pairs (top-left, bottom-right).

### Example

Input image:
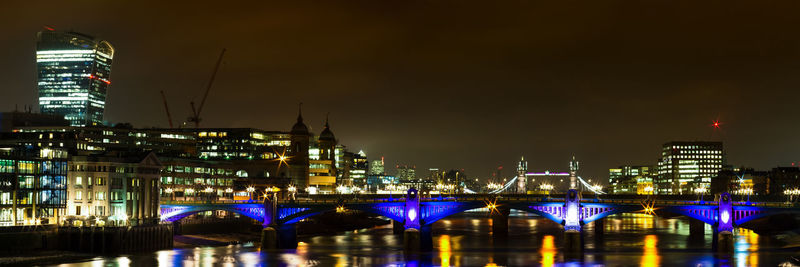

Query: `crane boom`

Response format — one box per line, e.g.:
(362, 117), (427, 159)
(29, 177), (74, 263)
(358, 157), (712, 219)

(160, 90), (174, 128)
(188, 48), (226, 128)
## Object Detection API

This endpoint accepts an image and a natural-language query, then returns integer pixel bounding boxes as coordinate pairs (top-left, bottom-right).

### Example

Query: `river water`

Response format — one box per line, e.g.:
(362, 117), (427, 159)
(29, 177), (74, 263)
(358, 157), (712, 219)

(54, 211), (800, 266)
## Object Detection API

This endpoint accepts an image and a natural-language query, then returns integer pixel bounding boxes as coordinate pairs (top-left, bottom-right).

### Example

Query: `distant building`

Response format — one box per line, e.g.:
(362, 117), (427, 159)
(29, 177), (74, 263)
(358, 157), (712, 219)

(340, 150), (368, 189)
(369, 156), (385, 176)
(4, 126), (196, 158)
(608, 165), (654, 194)
(0, 111), (69, 132)
(396, 164), (416, 180)
(656, 141), (723, 194)
(0, 146), (68, 226)
(36, 30), (114, 127)
(164, 128), (290, 160)
(712, 167), (769, 195)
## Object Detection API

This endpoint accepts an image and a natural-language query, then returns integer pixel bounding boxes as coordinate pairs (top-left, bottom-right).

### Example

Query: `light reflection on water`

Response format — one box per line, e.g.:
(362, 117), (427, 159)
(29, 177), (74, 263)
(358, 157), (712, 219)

(55, 213), (799, 267)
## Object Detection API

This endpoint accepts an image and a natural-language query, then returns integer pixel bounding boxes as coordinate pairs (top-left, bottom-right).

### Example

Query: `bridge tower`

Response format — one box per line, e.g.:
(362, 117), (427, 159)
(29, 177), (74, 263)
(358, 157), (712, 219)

(403, 188), (432, 251)
(516, 156), (527, 193)
(260, 192), (297, 250)
(569, 156), (579, 190)
(563, 189), (582, 251)
(717, 192), (734, 251)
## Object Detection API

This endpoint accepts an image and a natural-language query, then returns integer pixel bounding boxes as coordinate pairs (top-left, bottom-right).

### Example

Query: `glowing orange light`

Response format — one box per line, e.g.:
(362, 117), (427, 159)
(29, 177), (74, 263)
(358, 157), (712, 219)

(712, 120), (721, 129)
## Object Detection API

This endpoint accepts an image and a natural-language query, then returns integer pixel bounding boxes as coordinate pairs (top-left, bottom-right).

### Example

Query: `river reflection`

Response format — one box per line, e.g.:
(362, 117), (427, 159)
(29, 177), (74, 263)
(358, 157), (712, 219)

(56, 212), (799, 266)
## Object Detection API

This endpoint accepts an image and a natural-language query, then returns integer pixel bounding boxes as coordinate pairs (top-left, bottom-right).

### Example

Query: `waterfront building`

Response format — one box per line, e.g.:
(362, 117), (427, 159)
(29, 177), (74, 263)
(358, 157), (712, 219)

(36, 30), (114, 127)
(608, 165), (654, 194)
(65, 152), (162, 226)
(656, 141), (724, 195)
(0, 146), (68, 226)
(308, 118), (337, 192)
(158, 158), (243, 203)
(366, 174), (396, 192)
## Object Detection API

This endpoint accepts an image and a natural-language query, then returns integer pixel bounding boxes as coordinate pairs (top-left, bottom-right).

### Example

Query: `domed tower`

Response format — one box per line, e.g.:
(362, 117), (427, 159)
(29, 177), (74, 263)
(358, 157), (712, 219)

(289, 104), (310, 189)
(318, 114), (337, 162)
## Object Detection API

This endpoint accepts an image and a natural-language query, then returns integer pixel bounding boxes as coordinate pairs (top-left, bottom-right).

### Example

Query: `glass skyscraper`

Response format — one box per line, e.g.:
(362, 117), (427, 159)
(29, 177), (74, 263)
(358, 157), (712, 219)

(36, 30), (114, 127)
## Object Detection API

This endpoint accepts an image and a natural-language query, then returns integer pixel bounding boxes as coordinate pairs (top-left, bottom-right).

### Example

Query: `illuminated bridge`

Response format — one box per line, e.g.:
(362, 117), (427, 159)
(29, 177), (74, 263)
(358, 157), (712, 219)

(160, 189), (800, 251)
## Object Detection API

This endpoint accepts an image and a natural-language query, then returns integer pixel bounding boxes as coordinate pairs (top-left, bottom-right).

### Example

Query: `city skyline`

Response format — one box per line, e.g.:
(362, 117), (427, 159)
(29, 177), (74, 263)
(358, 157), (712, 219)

(3, 2), (800, 180)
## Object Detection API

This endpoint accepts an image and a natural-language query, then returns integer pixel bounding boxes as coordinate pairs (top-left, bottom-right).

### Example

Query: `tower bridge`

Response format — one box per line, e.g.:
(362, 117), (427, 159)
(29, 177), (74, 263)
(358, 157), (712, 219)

(160, 189), (800, 252)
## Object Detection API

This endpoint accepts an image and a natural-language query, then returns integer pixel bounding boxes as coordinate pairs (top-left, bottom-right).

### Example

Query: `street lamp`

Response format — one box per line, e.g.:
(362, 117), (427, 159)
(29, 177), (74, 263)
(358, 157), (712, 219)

(246, 186), (255, 202)
(784, 188), (800, 203)
(693, 187), (707, 202)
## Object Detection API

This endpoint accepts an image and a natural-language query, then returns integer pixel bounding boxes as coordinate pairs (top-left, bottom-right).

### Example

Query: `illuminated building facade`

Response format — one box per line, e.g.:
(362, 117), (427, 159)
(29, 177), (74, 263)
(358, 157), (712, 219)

(656, 141), (723, 195)
(308, 119), (337, 192)
(5, 126), (196, 157)
(369, 156), (385, 175)
(345, 150), (368, 188)
(0, 147), (68, 226)
(608, 165), (654, 194)
(36, 30), (114, 127)
(159, 158), (243, 202)
(65, 152), (162, 226)
(396, 165), (416, 180)
(164, 128), (290, 160)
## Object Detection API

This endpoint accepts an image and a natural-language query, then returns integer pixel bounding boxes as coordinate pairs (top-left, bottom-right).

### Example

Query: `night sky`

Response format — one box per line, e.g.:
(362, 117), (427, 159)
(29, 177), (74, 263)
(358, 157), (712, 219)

(3, 1), (800, 182)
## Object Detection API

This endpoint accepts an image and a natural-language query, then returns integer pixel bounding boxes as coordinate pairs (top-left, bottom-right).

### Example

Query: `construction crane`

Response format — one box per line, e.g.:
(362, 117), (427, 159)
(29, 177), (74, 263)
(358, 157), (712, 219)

(188, 48), (226, 128)
(160, 90), (174, 128)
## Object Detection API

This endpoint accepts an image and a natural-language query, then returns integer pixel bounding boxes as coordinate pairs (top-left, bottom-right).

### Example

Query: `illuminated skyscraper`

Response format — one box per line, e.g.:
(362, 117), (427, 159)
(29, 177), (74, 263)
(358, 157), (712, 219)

(36, 30), (114, 127)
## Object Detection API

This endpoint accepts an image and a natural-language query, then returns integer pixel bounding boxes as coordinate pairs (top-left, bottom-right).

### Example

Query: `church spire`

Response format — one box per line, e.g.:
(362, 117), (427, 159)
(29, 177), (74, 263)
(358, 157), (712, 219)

(296, 102), (304, 123)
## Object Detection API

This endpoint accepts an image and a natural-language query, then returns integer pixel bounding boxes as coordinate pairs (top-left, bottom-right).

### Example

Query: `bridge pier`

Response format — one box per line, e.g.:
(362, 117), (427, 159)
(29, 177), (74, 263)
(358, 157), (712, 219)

(716, 231), (734, 252)
(564, 231), (582, 252)
(260, 224), (297, 250)
(260, 227), (277, 250)
(716, 192), (734, 253)
(563, 189), (583, 252)
(491, 208), (510, 236)
(393, 220), (404, 235)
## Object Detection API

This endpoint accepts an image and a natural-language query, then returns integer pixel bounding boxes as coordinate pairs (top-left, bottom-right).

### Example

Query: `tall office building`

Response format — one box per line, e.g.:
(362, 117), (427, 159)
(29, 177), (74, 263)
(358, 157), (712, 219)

(369, 156), (385, 175)
(396, 164), (416, 180)
(656, 141), (723, 195)
(36, 30), (114, 127)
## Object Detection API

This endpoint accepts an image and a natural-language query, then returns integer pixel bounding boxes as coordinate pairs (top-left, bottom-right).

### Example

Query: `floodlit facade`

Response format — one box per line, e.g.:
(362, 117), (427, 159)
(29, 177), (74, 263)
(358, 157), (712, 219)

(656, 141), (723, 195)
(65, 152), (162, 226)
(0, 147), (68, 226)
(36, 30), (114, 127)
(608, 165), (654, 194)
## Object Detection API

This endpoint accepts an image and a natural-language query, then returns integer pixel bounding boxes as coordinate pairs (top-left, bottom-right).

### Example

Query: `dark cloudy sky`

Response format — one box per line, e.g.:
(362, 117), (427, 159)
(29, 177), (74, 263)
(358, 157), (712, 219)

(3, 1), (800, 182)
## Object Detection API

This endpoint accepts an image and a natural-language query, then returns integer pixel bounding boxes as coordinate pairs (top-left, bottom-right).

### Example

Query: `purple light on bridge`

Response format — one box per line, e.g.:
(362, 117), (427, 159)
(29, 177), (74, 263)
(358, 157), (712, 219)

(404, 188), (421, 229)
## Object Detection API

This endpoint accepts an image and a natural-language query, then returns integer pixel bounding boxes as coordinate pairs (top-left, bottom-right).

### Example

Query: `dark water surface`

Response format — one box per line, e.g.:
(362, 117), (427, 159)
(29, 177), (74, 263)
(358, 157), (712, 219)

(52, 212), (800, 266)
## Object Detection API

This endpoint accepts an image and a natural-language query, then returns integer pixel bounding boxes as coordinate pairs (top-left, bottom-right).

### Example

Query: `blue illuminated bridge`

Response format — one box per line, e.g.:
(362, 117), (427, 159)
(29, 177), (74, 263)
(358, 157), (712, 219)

(160, 189), (800, 251)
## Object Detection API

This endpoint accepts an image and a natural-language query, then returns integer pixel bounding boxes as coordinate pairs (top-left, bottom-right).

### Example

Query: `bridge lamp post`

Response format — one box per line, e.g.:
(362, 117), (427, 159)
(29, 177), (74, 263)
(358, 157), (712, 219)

(693, 187), (707, 202)
(246, 186), (255, 202)
(205, 187), (214, 203)
(287, 185), (296, 201)
(164, 187), (174, 203)
(185, 188), (195, 202)
(643, 186), (654, 195)
(784, 188), (800, 203)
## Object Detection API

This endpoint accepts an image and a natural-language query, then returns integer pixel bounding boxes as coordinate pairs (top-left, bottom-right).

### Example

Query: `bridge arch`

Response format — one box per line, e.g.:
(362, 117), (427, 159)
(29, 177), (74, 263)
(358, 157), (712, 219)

(160, 204), (265, 223)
